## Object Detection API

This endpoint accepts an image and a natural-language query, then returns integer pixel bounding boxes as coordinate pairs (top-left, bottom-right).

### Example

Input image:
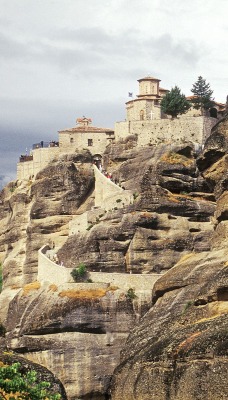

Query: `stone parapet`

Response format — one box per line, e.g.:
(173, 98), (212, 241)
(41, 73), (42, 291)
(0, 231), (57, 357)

(17, 147), (60, 180)
(38, 245), (162, 289)
(93, 166), (133, 209)
(38, 245), (73, 285)
(115, 116), (217, 146)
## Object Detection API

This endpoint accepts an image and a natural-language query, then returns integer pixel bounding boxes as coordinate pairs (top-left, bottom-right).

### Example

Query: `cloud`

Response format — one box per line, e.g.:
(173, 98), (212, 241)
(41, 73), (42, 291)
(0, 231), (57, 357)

(0, 31), (29, 60)
(0, 95), (125, 185)
(0, 23), (203, 83)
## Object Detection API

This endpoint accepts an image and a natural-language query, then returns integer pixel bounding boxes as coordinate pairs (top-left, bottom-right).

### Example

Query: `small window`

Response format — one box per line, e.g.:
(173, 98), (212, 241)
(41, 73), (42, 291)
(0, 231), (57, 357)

(70, 137), (74, 143)
(140, 110), (144, 120)
(88, 139), (93, 146)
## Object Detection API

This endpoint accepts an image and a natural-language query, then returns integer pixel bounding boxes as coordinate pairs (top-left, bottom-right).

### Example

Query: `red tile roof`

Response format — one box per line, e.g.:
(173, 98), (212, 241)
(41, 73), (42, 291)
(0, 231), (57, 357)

(137, 76), (161, 82)
(59, 126), (114, 134)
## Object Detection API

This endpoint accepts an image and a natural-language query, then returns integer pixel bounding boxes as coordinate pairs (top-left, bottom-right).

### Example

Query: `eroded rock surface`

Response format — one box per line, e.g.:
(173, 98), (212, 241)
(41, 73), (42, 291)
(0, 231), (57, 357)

(111, 117), (228, 400)
(0, 122), (227, 399)
(5, 281), (151, 399)
(58, 142), (215, 274)
(0, 151), (94, 290)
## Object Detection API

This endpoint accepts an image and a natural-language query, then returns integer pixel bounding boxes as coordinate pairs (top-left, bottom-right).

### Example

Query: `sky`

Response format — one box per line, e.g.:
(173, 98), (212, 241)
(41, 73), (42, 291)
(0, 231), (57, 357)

(0, 0), (227, 186)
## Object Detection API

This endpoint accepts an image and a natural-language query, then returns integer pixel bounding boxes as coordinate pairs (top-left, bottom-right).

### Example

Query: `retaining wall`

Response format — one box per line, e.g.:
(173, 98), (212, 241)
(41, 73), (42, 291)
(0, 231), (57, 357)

(38, 246), (73, 285)
(17, 147), (60, 181)
(115, 116), (217, 146)
(38, 245), (161, 290)
(93, 166), (133, 209)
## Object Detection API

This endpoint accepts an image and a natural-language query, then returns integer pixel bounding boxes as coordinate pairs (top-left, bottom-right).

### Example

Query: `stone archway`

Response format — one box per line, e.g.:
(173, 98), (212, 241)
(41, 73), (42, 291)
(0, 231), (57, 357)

(93, 154), (102, 171)
(209, 107), (218, 118)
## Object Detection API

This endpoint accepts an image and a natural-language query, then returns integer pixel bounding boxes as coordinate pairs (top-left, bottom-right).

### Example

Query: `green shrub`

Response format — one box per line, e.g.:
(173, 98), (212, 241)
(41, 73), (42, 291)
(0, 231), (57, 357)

(0, 362), (61, 399)
(126, 288), (137, 300)
(133, 192), (139, 200)
(116, 199), (122, 203)
(182, 300), (194, 314)
(71, 263), (87, 282)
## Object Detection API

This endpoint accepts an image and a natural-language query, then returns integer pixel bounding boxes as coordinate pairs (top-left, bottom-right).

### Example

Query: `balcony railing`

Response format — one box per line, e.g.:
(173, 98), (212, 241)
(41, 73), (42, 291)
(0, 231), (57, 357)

(19, 155), (33, 162)
(32, 141), (59, 149)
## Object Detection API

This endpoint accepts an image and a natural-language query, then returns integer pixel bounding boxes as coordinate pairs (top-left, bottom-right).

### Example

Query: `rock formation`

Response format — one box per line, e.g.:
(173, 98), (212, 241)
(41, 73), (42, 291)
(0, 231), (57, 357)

(111, 116), (228, 400)
(0, 117), (227, 399)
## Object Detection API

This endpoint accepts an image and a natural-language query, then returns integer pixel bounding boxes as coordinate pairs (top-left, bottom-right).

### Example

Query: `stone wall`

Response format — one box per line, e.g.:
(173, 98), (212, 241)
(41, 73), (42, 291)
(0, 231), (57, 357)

(38, 245), (73, 284)
(59, 131), (112, 156)
(88, 271), (161, 291)
(93, 166), (133, 209)
(38, 246), (161, 290)
(115, 116), (217, 146)
(126, 99), (161, 121)
(17, 147), (60, 181)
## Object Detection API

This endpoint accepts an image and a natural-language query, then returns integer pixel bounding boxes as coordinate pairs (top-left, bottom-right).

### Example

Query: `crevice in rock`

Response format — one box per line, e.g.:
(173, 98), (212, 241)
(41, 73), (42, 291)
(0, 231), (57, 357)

(189, 228), (201, 233)
(197, 149), (225, 171)
(217, 210), (228, 223)
(152, 285), (188, 304)
(217, 287), (228, 301)
(26, 325), (107, 335)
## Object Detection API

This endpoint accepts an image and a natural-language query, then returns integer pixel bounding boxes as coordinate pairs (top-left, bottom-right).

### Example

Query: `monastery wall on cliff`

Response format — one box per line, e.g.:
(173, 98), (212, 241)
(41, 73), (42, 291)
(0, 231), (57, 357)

(115, 116), (217, 147)
(16, 75), (222, 181)
(17, 146), (60, 181)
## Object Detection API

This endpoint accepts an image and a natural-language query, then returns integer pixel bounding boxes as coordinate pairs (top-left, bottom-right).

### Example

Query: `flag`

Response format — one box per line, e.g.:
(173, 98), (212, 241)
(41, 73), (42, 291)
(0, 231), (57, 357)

(128, 92), (133, 97)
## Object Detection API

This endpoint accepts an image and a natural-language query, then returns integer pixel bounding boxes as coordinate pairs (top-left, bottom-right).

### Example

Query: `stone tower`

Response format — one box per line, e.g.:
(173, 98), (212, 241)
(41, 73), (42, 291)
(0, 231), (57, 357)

(126, 76), (168, 121)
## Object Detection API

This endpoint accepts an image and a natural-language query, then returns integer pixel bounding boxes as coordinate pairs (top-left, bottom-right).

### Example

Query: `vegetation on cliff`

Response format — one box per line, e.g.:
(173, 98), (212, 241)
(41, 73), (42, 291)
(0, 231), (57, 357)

(160, 85), (191, 118)
(0, 362), (61, 399)
(191, 75), (214, 113)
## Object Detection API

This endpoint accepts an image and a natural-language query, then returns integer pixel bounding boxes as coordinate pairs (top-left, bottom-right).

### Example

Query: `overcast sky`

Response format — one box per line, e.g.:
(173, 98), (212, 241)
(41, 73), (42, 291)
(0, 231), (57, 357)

(0, 0), (227, 186)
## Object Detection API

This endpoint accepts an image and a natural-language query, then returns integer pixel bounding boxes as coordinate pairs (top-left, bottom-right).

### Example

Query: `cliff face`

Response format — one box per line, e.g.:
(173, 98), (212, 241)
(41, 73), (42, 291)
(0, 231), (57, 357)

(5, 281), (146, 399)
(0, 151), (94, 289)
(0, 120), (227, 399)
(58, 141), (215, 273)
(111, 117), (228, 400)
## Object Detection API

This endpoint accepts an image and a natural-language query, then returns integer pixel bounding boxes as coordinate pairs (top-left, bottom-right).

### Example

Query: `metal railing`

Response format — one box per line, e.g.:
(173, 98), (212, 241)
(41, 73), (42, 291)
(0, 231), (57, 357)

(32, 141), (59, 149)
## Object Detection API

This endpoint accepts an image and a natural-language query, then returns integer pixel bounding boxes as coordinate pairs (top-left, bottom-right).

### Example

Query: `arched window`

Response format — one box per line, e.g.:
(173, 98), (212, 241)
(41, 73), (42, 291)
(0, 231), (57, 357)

(140, 110), (144, 120)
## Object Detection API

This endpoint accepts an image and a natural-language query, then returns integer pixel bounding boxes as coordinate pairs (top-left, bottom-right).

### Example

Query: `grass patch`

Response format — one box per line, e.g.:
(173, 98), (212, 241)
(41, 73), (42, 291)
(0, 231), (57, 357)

(59, 288), (109, 299)
(160, 152), (193, 167)
(48, 284), (58, 292)
(59, 286), (118, 299)
(10, 284), (21, 290)
(22, 281), (41, 296)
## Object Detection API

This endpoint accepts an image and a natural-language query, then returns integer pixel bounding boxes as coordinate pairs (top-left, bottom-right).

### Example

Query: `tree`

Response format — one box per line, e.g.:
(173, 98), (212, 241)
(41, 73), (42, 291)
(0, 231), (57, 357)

(0, 362), (61, 400)
(191, 76), (214, 114)
(160, 86), (191, 118)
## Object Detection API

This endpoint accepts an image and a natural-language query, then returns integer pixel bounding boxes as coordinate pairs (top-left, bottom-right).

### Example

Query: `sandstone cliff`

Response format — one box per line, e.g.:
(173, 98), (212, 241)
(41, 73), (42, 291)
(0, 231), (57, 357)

(0, 119), (227, 399)
(111, 116), (228, 400)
